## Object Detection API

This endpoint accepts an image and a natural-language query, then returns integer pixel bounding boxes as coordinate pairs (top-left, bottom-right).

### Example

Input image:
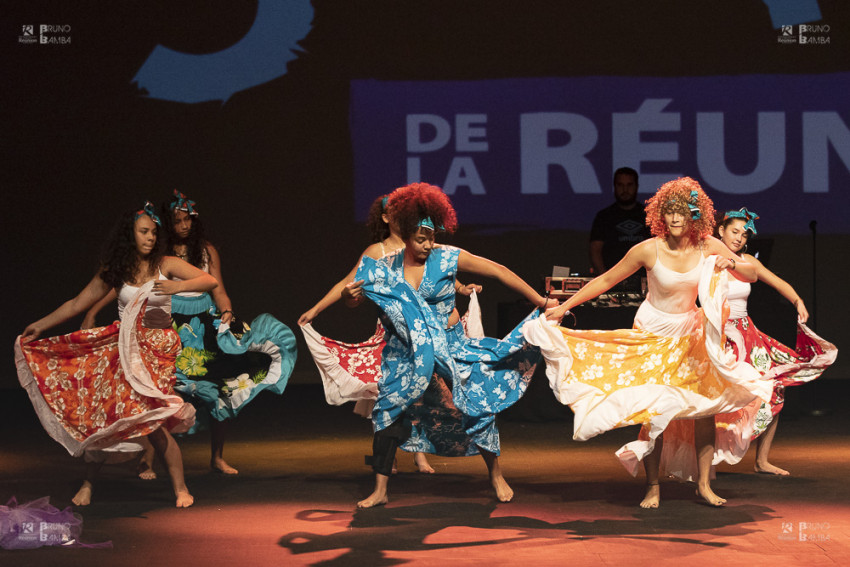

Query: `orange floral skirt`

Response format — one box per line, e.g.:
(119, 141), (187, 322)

(16, 292), (195, 457)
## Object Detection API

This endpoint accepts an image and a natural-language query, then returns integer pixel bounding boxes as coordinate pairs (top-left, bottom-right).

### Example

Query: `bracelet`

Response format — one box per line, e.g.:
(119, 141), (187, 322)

(221, 309), (233, 315)
(729, 258), (736, 270)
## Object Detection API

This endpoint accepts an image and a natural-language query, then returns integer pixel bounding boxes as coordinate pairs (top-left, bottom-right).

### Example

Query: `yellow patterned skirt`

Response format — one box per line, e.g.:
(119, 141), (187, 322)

(523, 262), (772, 479)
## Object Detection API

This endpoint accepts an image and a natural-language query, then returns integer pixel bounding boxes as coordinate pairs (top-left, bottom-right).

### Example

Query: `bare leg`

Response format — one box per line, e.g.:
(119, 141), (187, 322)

(148, 428), (194, 508)
(210, 419), (238, 475)
(640, 433), (662, 509)
(695, 417), (725, 506)
(137, 437), (157, 480)
(413, 452), (435, 474)
(357, 473), (389, 508)
(72, 460), (103, 506)
(479, 448), (513, 502)
(754, 416), (789, 475)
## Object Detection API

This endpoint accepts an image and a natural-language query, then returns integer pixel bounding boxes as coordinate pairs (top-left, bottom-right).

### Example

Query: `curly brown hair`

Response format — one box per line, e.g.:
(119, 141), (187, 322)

(99, 210), (165, 289)
(365, 194), (391, 243)
(645, 177), (716, 241)
(386, 183), (458, 240)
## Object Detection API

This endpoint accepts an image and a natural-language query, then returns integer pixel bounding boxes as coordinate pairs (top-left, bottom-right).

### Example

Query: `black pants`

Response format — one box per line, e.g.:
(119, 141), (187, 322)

(366, 417), (412, 476)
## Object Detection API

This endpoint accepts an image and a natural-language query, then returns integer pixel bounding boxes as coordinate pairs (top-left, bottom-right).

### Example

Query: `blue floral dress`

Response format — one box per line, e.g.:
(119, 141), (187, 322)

(355, 245), (540, 454)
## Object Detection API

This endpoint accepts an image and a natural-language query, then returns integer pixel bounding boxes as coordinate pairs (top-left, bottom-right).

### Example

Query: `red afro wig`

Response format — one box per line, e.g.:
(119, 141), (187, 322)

(386, 183), (458, 240)
(645, 177), (716, 241)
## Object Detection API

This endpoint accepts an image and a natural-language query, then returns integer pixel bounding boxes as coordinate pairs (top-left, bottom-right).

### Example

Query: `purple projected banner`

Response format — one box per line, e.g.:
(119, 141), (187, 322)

(350, 74), (850, 235)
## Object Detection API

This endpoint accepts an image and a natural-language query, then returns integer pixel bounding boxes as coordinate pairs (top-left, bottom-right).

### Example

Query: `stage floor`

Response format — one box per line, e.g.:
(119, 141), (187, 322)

(2, 382), (848, 566)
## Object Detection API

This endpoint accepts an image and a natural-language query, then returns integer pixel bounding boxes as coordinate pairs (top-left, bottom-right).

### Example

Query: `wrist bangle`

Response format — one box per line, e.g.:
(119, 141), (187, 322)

(221, 309), (233, 315)
(729, 258), (736, 270)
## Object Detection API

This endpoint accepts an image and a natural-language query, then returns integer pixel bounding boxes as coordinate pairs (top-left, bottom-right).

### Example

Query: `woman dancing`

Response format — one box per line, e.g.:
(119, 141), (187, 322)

(87, 190), (298, 475)
(524, 177), (772, 508)
(16, 202), (218, 507)
(299, 194), (480, 474)
(716, 208), (837, 475)
(350, 182), (556, 508)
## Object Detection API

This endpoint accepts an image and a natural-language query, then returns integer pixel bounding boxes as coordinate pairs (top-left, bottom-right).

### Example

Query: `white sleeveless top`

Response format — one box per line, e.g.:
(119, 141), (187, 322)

(117, 271), (172, 329)
(645, 240), (704, 315)
(726, 276), (751, 320)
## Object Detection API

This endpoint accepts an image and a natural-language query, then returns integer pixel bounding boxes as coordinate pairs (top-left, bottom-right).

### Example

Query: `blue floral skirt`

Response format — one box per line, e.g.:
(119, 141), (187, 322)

(171, 293), (297, 430)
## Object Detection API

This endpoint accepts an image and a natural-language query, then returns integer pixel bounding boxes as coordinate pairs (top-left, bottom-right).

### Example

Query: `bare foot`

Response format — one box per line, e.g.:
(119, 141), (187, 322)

(137, 462), (157, 480)
(211, 458), (239, 475)
(356, 491), (388, 509)
(175, 490), (194, 508)
(755, 462), (790, 476)
(72, 481), (93, 506)
(696, 485), (726, 507)
(414, 453), (435, 474)
(639, 483), (660, 509)
(490, 473), (514, 502)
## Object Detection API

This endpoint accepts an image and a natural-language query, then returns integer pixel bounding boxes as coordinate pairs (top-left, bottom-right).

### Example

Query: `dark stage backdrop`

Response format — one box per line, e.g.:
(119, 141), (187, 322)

(3, 1), (849, 389)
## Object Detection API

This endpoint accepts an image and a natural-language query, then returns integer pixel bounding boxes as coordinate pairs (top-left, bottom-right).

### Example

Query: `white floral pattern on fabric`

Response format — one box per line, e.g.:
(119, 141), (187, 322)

(356, 246), (539, 454)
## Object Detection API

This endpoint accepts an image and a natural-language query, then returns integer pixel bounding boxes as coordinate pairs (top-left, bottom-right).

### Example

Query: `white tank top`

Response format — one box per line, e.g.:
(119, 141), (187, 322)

(645, 239), (704, 314)
(117, 271), (172, 329)
(727, 276), (751, 320)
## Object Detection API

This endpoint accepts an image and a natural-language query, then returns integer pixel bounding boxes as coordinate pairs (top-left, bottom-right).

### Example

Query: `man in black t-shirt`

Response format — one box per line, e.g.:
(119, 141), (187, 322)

(589, 167), (650, 276)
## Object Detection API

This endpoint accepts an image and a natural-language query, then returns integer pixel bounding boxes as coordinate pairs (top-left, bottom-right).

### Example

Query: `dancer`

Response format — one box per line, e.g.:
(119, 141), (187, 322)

(85, 190), (298, 476)
(299, 194), (480, 473)
(716, 208), (837, 475)
(351, 183), (556, 508)
(524, 177), (772, 508)
(16, 202), (218, 507)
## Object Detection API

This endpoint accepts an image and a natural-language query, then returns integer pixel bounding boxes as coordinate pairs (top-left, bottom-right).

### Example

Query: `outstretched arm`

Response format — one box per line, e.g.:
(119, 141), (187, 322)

(298, 242), (389, 324)
(81, 288), (118, 329)
(457, 250), (554, 309)
(206, 244), (234, 324)
(744, 253), (808, 322)
(298, 263), (360, 325)
(705, 236), (757, 282)
(22, 273), (113, 342)
(548, 239), (651, 320)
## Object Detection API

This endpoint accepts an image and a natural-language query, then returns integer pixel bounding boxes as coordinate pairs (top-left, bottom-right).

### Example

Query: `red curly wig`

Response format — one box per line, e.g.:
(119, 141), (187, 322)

(645, 177), (716, 241)
(386, 183), (458, 240)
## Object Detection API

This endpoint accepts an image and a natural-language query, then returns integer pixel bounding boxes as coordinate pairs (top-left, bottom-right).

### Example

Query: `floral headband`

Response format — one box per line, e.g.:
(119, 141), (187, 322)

(169, 189), (198, 216)
(135, 201), (161, 225)
(724, 207), (759, 234)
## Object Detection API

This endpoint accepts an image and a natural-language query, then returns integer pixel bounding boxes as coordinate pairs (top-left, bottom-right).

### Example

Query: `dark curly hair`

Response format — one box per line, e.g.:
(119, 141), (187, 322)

(386, 183), (458, 240)
(99, 210), (165, 289)
(160, 201), (209, 268)
(365, 194), (390, 243)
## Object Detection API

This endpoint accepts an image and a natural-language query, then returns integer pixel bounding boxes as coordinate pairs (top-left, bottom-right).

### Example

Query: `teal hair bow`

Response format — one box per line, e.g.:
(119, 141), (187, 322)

(169, 189), (198, 216)
(688, 190), (701, 220)
(724, 207), (759, 234)
(135, 201), (161, 225)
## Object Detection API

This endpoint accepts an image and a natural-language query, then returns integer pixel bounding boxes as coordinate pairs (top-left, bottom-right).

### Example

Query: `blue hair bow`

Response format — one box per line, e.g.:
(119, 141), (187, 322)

(135, 201), (161, 225)
(724, 207), (759, 234)
(688, 190), (701, 220)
